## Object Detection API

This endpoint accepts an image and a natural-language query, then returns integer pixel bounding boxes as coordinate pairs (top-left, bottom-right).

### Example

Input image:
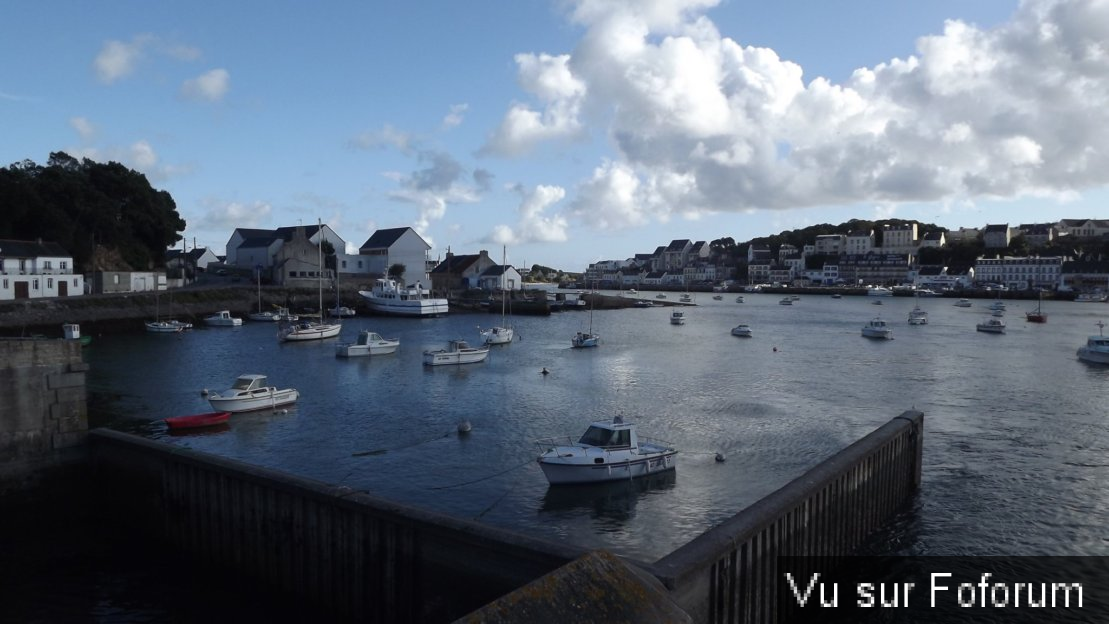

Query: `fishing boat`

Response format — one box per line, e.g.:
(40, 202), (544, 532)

(731, 323), (752, 337)
(203, 310), (242, 327)
(279, 219), (342, 342)
(206, 374), (299, 412)
(1077, 321), (1109, 364)
(164, 411), (230, 430)
(358, 278), (449, 317)
(861, 317), (893, 339)
(480, 247), (514, 345)
(335, 330), (399, 357)
(976, 318), (1006, 334)
(670, 310), (686, 325)
(535, 416), (678, 485)
(423, 339), (489, 366)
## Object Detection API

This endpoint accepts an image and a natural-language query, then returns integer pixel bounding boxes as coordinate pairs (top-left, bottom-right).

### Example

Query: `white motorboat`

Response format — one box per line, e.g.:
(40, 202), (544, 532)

(1077, 322), (1109, 364)
(1075, 292), (1108, 302)
(779, 297), (792, 305)
(712, 295), (723, 300)
(206, 374), (299, 412)
(867, 287), (893, 297)
(329, 306), (357, 318)
(204, 310), (242, 327)
(655, 293), (667, 299)
(908, 306), (928, 325)
(976, 318), (1006, 333)
(735, 295), (744, 303)
(679, 293), (692, 303)
(423, 339), (489, 366)
(862, 317), (893, 339)
(916, 289), (939, 297)
(953, 299), (972, 308)
(358, 278), (449, 317)
(535, 416), (678, 485)
(989, 300), (1006, 311)
(335, 330), (399, 357)
(670, 311), (685, 325)
(731, 324), (752, 337)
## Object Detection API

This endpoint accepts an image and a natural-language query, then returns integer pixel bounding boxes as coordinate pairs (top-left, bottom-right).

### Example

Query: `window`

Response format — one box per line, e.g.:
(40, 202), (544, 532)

(44, 261), (52, 269)
(33, 279), (39, 290)
(113, 275), (120, 285)
(2, 279), (6, 289)
(47, 278), (53, 288)
(61, 261), (68, 270)
(341, 260), (347, 269)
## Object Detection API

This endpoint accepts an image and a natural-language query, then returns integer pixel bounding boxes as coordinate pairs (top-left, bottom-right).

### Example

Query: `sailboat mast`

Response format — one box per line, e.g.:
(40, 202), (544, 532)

(318, 218), (323, 318)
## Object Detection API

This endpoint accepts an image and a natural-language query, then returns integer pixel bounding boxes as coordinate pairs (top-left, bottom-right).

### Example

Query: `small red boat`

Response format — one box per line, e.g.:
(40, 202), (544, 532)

(164, 411), (231, 430)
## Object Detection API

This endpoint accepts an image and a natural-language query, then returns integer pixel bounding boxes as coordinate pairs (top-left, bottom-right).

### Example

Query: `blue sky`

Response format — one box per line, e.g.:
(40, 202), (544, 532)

(4, 0), (1108, 271)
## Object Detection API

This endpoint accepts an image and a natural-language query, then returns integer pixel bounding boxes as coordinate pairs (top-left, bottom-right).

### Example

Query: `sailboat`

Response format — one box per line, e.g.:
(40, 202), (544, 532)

(249, 269), (281, 321)
(480, 247), (514, 345)
(571, 284), (599, 348)
(278, 220), (343, 342)
(145, 283), (192, 332)
(1026, 291), (1047, 323)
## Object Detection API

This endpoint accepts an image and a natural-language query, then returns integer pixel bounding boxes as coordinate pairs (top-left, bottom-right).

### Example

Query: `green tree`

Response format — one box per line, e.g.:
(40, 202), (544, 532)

(388, 263), (406, 280)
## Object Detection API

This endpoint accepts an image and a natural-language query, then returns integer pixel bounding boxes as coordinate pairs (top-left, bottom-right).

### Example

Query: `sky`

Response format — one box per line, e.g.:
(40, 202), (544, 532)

(3, 0), (1109, 271)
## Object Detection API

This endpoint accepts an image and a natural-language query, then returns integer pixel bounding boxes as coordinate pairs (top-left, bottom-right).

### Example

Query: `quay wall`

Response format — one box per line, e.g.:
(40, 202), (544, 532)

(88, 428), (589, 623)
(0, 339), (88, 493)
(646, 410), (924, 623)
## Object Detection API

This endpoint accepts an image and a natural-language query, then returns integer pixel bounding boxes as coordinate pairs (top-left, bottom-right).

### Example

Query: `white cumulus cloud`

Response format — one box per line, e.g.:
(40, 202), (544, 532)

(489, 0), (1109, 231)
(181, 68), (230, 102)
(69, 117), (95, 140)
(486, 184), (569, 245)
(93, 36), (152, 84)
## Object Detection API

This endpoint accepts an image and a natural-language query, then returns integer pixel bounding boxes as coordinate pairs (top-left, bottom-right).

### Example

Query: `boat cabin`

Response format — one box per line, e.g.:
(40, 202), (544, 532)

(230, 374), (269, 392)
(576, 418), (637, 449)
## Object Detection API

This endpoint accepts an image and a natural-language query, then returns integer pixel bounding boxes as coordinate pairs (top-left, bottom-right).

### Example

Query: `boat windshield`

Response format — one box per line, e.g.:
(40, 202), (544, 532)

(232, 377), (261, 390)
(578, 426), (630, 448)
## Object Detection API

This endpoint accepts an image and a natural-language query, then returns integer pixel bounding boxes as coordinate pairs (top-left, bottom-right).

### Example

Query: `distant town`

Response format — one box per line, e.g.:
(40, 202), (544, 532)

(2, 218), (1109, 302)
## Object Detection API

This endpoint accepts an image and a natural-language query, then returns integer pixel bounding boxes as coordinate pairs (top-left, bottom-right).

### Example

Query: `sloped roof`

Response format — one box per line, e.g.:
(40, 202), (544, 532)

(359, 227), (417, 250)
(166, 247), (212, 261)
(983, 223), (1010, 233)
(431, 253), (481, 275)
(480, 265), (515, 277)
(665, 239), (691, 251)
(917, 265), (945, 275)
(274, 224), (322, 241)
(921, 231), (945, 241)
(239, 236), (278, 249)
(0, 239), (70, 258)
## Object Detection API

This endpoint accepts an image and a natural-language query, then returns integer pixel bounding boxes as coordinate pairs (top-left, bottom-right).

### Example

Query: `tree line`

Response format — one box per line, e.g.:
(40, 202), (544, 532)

(0, 152), (185, 271)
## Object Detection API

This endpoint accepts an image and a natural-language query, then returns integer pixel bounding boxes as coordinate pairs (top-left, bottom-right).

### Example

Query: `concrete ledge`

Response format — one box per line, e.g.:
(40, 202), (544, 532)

(456, 550), (691, 624)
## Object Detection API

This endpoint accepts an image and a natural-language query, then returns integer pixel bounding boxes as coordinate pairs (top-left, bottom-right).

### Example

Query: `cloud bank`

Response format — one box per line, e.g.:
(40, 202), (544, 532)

(485, 0), (1109, 230)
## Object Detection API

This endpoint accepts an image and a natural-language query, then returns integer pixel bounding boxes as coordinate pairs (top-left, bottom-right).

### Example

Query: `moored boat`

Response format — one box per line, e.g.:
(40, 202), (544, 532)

(731, 323), (752, 337)
(976, 318), (1006, 334)
(862, 317), (892, 339)
(1077, 322), (1109, 364)
(908, 306), (928, 325)
(535, 417), (677, 485)
(953, 299), (972, 308)
(335, 330), (399, 357)
(164, 411), (230, 430)
(670, 311), (685, 325)
(423, 339), (489, 366)
(204, 310), (242, 327)
(206, 374), (299, 412)
(358, 278), (449, 317)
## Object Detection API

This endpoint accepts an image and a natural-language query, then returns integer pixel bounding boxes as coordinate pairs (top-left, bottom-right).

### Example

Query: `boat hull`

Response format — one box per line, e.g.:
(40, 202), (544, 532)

(279, 322), (342, 342)
(207, 389), (299, 412)
(423, 349), (489, 366)
(1078, 347), (1109, 364)
(165, 411), (230, 430)
(538, 447), (678, 485)
(481, 327), (514, 345)
(571, 333), (599, 348)
(336, 339), (400, 357)
(358, 290), (449, 317)
(976, 324), (1005, 333)
(861, 328), (892, 339)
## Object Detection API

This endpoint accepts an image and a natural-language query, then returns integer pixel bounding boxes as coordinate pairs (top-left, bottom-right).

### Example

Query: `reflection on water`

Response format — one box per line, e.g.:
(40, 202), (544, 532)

(85, 292), (1109, 561)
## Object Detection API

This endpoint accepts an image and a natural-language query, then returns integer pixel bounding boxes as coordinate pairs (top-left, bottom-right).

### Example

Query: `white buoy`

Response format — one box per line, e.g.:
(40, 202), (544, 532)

(457, 420), (472, 434)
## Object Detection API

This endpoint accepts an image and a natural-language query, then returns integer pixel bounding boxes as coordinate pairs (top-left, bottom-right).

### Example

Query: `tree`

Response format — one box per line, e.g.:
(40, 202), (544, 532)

(388, 263), (406, 281)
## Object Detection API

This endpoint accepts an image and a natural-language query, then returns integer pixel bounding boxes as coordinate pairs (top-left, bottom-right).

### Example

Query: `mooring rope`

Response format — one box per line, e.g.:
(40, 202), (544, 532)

(428, 458), (534, 490)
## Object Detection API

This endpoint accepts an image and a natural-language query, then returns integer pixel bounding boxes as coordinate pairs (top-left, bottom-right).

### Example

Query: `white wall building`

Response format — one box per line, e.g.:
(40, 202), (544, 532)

(0, 239), (85, 300)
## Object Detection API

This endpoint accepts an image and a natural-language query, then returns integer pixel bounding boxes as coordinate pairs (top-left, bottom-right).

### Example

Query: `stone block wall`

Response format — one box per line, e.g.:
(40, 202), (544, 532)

(0, 339), (88, 467)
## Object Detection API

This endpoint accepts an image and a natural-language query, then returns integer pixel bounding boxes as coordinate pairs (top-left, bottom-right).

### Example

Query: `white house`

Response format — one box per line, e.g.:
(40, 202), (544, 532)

(476, 264), (523, 291)
(357, 227), (433, 288)
(225, 224), (349, 276)
(0, 239), (85, 300)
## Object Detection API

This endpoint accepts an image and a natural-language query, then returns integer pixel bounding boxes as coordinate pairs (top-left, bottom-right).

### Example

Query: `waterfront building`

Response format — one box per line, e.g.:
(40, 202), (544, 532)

(881, 223), (918, 255)
(1059, 261), (1109, 292)
(662, 239), (693, 271)
(1017, 223), (1055, 248)
(90, 271), (164, 294)
(837, 253), (913, 286)
(225, 224), (355, 284)
(918, 230), (946, 250)
(747, 259), (771, 284)
(165, 247), (219, 278)
(747, 243), (772, 262)
(0, 239), (85, 300)
(357, 227), (435, 289)
(974, 255), (1062, 290)
(430, 250), (498, 292)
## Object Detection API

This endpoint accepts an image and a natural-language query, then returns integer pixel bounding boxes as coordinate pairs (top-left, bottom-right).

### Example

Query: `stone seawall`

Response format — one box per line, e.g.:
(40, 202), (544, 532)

(0, 339), (89, 492)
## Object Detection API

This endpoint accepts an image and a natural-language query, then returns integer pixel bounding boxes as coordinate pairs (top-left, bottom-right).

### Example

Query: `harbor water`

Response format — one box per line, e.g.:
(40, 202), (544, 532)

(86, 292), (1109, 561)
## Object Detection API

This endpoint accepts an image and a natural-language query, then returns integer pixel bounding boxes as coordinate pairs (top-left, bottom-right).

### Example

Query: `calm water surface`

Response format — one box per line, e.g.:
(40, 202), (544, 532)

(86, 292), (1109, 561)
